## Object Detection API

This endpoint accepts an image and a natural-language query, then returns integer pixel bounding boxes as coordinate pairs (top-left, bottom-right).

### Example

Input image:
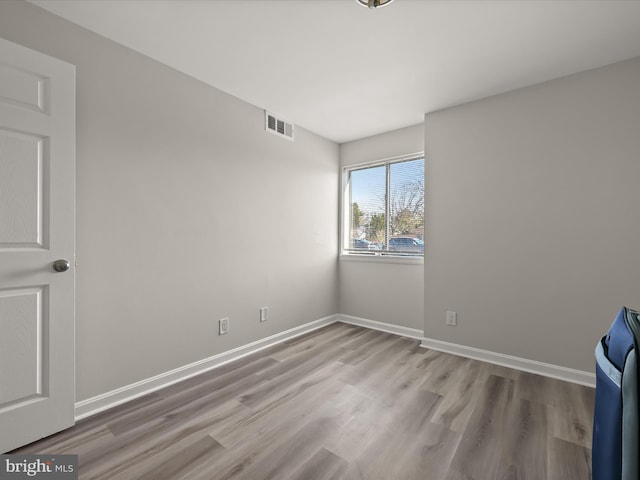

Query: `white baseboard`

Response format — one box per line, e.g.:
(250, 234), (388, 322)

(76, 313), (595, 421)
(337, 314), (424, 340)
(74, 314), (339, 420)
(420, 337), (596, 388)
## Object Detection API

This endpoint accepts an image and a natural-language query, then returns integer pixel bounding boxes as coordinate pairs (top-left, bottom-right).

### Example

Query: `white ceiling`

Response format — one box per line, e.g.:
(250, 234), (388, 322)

(30, 0), (640, 143)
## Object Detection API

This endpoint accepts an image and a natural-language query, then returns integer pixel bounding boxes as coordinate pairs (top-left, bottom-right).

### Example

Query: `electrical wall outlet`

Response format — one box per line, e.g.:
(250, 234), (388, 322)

(219, 317), (229, 335)
(446, 311), (457, 326)
(260, 307), (268, 322)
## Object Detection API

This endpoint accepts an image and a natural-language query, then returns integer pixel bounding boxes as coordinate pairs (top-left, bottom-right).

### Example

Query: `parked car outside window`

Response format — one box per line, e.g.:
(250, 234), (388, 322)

(388, 237), (424, 253)
(351, 238), (381, 251)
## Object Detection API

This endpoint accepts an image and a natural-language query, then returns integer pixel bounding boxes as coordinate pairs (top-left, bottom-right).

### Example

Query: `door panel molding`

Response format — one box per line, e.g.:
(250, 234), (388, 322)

(0, 37), (75, 453)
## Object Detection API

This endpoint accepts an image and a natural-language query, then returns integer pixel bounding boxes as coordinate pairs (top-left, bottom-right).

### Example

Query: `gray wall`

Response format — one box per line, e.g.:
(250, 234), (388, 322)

(339, 124), (424, 331)
(425, 57), (640, 372)
(5, 0), (636, 402)
(0, 0), (339, 401)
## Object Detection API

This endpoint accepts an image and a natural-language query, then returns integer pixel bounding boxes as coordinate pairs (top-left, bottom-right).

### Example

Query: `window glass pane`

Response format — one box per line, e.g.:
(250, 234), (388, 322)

(345, 156), (424, 257)
(388, 158), (424, 253)
(349, 165), (385, 251)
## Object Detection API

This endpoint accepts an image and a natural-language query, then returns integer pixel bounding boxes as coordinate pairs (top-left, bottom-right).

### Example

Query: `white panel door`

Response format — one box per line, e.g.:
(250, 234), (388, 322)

(0, 37), (75, 453)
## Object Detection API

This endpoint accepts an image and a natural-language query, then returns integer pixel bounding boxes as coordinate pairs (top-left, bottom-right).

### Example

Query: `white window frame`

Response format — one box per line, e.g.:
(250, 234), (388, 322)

(340, 152), (424, 264)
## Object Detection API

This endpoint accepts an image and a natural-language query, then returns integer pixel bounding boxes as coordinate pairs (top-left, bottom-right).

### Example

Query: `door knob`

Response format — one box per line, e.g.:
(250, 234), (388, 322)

(53, 259), (71, 272)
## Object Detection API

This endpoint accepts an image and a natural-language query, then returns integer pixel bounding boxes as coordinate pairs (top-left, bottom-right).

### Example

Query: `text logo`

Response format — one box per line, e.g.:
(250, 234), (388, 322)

(0, 455), (77, 479)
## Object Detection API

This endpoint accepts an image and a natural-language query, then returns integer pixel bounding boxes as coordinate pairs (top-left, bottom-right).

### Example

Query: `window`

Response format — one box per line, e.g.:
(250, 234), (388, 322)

(343, 155), (424, 257)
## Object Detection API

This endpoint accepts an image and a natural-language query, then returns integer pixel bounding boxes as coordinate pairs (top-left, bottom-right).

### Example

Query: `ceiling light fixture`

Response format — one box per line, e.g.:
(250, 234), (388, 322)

(356, 0), (394, 9)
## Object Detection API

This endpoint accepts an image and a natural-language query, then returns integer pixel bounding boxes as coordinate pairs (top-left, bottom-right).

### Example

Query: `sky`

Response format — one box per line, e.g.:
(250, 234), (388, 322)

(350, 158), (424, 217)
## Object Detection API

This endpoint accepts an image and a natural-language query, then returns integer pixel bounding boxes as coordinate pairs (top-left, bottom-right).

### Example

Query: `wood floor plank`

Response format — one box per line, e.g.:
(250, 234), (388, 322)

(338, 331), (406, 367)
(81, 400), (250, 479)
(502, 398), (548, 479)
(547, 381), (594, 448)
(232, 412), (351, 480)
(429, 358), (492, 433)
(516, 369), (594, 449)
(239, 359), (349, 412)
(287, 447), (349, 480)
(419, 352), (469, 395)
(339, 386), (445, 480)
(317, 386), (383, 462)
(269, 323), (361, 362)
(105, 356), (276, 437)
(339, 336), (420, 398)
(191, 383), (355, 480)
(547, 436), (592, 480)
(214, 378), (349, 451)
(136, 435), (224, 480)
(11, 393), (162, 455)
(395, 422), (462, 480)
(344, 420), (461, 480)
(10, 323), (595, 480)
(445, 374), (517, 480)
(12, 426), (114, 458)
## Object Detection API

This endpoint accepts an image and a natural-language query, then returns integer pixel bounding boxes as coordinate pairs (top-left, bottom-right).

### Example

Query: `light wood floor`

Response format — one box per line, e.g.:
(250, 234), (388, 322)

(13, 323), (595, 479)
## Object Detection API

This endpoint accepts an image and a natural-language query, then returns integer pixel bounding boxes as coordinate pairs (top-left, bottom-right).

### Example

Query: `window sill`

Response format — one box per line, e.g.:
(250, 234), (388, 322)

(339, 253), (424, 265)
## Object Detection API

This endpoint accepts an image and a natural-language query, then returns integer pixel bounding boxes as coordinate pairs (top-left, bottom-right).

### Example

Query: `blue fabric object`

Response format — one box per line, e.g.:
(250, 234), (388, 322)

(592, 307), (638, 480)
